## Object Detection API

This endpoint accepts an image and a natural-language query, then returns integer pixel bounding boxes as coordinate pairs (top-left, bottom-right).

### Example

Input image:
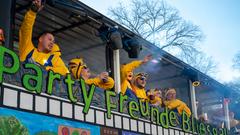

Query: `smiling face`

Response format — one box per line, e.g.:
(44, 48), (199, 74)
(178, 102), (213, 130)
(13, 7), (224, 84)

(38, 33), (55, 53)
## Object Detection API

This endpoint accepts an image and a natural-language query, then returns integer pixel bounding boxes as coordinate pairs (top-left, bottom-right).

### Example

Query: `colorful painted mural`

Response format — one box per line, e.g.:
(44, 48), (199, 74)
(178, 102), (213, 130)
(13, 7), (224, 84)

(0, 108), (100, 135)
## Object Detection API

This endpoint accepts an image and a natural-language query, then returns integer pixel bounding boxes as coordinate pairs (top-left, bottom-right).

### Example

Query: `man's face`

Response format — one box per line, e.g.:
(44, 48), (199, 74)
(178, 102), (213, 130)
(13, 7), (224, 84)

(166, 91), (176, 101)
(136, 76), (147, 88)
(81, 66), (91, 79)
(39, 33), (55, 53)
(127, 71), (133, 81)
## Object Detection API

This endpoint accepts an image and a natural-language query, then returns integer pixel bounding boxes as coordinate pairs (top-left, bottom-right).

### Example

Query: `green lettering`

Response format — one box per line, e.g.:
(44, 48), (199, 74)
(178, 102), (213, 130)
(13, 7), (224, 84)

(150, 107), (160, 125)
(169, 110), (177, 127)
(199, 123), (206, 135)
(212, 128), (217, 135)
(191, 115), (197, 133)
(105, 90), (117, 119)
(182, 110), (191, 132)
(22, 63), (42, 94)
(0, 46), (20, 83)
(119, 93), (128, 113)
(206, 124), (211, 134)
(219, 128), (224, 135)
(64, 74), (77, 103)
(159, 108), (169, 128)
(139, 100), (149, 117)
(225, 128), (228, 135)
(129, 101), (139, 119)
(80, 79), (95, 114)
(46, 70), (61, 95)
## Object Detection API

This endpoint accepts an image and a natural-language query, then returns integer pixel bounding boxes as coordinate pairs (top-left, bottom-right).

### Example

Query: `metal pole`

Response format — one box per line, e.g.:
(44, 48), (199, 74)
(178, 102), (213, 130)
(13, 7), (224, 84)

(189, 80), (198, 119)
(113, 50), (121, 93)
(223, 98), (230, 130)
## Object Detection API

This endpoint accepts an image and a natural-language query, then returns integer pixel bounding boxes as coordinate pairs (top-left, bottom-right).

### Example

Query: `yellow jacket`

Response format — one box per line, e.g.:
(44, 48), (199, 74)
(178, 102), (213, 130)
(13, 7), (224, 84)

(164, 99), (191, 116)
(19, 10), (69, 76)
(85, 77), (114, 90)
(132, 85), (148, 101)
(120, 60), (142, 94)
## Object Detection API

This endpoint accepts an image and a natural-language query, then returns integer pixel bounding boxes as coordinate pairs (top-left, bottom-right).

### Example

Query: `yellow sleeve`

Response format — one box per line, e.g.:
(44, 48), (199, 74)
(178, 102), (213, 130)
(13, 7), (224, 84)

(178, 102), (191, 116)
(150, 97), (162, 105)
(19, 10), (36, 61)
(121, 60), (142, 76)
(120, 60), (142, 94)
(170, 99), (191, 116)
(164, 100), (181, 110)
(85, 77), (114, 90)
(46, 56), (69, 76)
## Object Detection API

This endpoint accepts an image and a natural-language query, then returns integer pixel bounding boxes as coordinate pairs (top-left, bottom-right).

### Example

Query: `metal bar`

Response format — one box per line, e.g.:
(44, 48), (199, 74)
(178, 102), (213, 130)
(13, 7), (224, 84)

(189, 80), (198, 119)
(223, 98), (230, 130)
(113, 50), (121, 93)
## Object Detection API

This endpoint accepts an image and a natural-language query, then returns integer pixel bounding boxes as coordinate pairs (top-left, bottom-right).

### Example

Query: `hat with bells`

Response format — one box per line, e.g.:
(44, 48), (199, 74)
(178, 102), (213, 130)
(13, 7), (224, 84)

(68, 57), (87, 79)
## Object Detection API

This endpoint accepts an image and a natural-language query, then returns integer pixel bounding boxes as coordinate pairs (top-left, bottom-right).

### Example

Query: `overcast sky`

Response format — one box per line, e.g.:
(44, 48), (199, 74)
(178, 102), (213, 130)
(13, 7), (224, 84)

(80, 0), (240, 82)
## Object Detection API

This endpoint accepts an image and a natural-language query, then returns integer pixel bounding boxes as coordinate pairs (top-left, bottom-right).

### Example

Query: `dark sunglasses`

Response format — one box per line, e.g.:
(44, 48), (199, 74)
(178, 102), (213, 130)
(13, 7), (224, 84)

(139, 77), (147, 81)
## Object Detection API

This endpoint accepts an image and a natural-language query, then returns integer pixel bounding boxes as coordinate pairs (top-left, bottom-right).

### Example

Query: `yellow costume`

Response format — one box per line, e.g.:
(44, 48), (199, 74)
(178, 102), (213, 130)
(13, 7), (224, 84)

(19, 10), (69, 76)
(69, 58), (114, 90)
(132, 85), (148, 101)
(120, 60), (142, 94)
(149, 96), (162, 105)
(164, 99), (191, 116)
(85, 77), (114, 90)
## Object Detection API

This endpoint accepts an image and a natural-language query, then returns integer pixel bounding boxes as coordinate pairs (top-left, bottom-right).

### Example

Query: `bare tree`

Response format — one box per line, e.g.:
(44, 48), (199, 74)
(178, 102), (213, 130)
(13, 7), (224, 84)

(108, 0), (218, 75)
(177, 50), (218, 75)
(233, 51), (240, 70)
(108, 0), (203, 52)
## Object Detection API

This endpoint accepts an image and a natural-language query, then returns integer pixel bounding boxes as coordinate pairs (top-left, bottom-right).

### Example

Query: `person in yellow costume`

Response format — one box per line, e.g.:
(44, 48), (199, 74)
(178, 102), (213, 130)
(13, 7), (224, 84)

(68, 58), (114, 90)
(121, 55), (152, 95)
(164, 88), (191, 117)
(19, 0), (69, 76)
(131, 72), (149, 101)
(147, 88), (162, 106)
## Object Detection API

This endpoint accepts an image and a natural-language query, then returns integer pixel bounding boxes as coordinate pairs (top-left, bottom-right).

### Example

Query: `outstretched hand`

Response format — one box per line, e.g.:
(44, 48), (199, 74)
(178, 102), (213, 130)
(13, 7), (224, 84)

(31, 0), (44, 12)
(142, 54), (152, 64)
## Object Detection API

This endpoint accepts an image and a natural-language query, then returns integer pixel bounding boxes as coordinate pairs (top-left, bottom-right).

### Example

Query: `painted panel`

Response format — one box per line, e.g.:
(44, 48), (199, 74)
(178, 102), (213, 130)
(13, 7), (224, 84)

(0, 107), (100, 135)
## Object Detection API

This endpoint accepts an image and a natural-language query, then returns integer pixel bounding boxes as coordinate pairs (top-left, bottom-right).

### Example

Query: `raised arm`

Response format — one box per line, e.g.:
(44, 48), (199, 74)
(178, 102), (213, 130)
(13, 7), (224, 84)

(19, 0), (43, 61)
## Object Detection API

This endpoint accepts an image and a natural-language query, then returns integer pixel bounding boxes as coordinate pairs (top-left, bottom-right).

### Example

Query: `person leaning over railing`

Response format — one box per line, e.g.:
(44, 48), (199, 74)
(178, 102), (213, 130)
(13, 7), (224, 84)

(163, 88), (191, 117)
(19, 0), (69, 76)
(120, 55), (152, 96)
(68, 57), (114, 90)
